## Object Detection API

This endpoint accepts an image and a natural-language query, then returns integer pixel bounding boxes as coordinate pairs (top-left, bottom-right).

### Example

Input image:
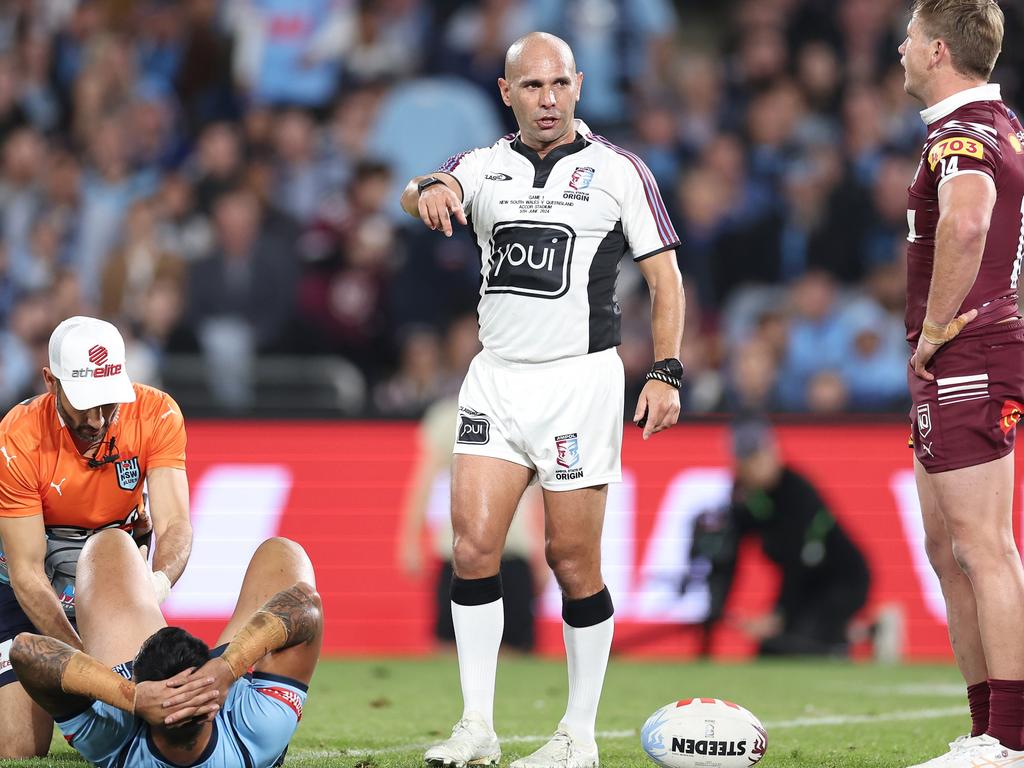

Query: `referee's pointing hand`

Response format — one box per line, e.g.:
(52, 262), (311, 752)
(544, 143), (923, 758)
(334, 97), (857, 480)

(419, 184), (467, 237)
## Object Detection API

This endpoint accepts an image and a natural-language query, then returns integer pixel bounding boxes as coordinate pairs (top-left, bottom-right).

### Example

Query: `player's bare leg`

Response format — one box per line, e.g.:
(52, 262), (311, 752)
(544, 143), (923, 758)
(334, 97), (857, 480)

(76, 529), (167, 666)
(911, 453), (1024, 765)
(917, 459), (989, 704)
(215, 537), (321, 683)
(907, 458), (991, 767)
(0, 527), (158, 759)
(0, 682), (53, 758)
(425, 455), (530, 767)
(510, 485), (609, 768)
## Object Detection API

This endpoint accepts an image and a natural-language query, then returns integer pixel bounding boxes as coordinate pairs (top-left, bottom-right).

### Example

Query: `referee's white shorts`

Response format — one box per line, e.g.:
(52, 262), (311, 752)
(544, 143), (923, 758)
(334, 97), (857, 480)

(453, 347), (624, 491)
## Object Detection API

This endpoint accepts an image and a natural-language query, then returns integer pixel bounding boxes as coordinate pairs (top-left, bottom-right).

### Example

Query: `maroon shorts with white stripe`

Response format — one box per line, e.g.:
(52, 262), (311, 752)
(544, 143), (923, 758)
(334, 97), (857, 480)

(909, 318), (1024, 473)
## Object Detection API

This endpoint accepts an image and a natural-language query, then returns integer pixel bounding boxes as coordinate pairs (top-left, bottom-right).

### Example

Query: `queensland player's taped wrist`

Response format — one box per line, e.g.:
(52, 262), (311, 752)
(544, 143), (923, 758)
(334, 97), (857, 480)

(62, 651), (136, 713)
(922, 318), (955, 345)
(220, 610), (289, 679)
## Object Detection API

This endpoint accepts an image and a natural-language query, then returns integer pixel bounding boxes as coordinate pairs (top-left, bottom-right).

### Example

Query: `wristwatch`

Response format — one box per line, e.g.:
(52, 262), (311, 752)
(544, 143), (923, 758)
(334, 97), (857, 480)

(417, 176), (446, 195)
(646, 358), (684, 389)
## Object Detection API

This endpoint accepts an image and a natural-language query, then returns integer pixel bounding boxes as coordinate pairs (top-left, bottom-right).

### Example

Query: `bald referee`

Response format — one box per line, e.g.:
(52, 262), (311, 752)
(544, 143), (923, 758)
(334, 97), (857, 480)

(401, 32), (684, 768)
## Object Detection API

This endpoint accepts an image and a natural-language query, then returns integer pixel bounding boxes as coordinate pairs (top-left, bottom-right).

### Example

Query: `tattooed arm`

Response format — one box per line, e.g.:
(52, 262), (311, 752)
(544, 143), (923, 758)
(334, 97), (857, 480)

(9, 633), (121, 718)
(220, 582), (321, 678)
(163, 582), (323, 723)
(10, 633), (223, 727)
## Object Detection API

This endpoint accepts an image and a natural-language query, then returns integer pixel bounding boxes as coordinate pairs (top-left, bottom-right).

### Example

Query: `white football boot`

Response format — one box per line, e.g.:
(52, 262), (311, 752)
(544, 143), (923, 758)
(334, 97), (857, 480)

(510, 729), (599, 768)
(906, 734), (1024, 767)
(424, 714), (501, 767)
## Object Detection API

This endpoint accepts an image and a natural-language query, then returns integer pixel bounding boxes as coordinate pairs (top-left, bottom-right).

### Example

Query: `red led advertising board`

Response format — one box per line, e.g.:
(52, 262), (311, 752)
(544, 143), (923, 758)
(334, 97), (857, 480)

(163, 422), (1017, 660)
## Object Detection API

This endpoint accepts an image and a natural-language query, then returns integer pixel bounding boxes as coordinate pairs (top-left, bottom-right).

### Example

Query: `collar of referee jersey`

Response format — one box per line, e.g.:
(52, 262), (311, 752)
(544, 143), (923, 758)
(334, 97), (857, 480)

(511, 128), (590, 189)
(920, 82), (1001, 125)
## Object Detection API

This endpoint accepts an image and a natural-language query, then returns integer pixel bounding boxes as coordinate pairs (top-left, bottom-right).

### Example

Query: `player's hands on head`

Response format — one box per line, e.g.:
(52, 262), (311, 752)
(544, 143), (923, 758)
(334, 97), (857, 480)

(911, 308), (978, 381)
(163, 656), (235, 724)
(134, 667), (220, 727)
(633, 379), (681, 441)
(418, 182), (466, 237)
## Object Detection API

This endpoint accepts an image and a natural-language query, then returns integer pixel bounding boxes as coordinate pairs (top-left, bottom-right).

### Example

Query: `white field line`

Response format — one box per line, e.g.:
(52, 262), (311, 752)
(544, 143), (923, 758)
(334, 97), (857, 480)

(301, 705), (966, 759)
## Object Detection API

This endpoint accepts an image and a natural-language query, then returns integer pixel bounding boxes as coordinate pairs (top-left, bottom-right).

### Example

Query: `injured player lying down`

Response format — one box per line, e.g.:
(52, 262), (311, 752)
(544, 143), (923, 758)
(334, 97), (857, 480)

(9, 530), (322, 768)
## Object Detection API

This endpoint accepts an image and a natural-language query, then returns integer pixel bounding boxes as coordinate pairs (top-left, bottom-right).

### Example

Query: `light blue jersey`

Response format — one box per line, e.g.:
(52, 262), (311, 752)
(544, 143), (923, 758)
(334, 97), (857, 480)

(56, 672), (307, 768)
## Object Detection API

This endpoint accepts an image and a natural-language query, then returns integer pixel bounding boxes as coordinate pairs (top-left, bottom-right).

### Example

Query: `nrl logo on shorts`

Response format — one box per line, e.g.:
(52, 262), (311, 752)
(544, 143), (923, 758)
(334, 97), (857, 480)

(916, 404), (932, 439)
(115, 457), (140, 491)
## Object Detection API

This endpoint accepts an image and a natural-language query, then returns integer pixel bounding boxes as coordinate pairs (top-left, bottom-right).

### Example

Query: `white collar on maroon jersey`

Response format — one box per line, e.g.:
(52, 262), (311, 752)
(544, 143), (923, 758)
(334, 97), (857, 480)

(920, 83), (1002, 125)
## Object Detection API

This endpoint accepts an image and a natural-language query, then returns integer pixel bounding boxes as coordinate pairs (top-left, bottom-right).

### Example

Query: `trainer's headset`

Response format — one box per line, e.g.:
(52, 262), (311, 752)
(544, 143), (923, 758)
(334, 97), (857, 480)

(86, 436), (119, 469)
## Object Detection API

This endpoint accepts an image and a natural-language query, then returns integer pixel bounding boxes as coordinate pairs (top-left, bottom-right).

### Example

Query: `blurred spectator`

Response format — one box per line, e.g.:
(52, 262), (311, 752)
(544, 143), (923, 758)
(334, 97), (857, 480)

(837, 299), (908, 411)
(153, 171), (213, 263)
(18, 31), (62, 132)
(1, 290), (52, 406)
(298, 159), (397, 370)
(777, 271), (847, 410)
(0, 128), (44, 278)
(229, 0), (346, 107)
(187, 186), (297, 407)
(0, 56), (29, 144)
(863, 153), (918, 269)
(272, 108), (331, 223)
(191, 121), (244, 213)
(374, 325), (445, 418)
(100, 197), (185, 323)
(75, 115), (158, 301)
(189, 186), (296, 349)
(175, 0), (238, 131)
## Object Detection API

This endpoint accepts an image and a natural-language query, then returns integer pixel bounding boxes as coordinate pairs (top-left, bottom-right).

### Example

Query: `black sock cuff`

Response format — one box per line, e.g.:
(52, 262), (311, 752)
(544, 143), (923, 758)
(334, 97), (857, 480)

(450, 574), (503, 606)
(562, 586), (614, 628)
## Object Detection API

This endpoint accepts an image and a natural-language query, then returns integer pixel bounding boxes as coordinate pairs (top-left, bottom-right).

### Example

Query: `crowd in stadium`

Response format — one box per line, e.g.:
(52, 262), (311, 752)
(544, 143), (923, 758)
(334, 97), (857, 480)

(0, 0), (1021, 416)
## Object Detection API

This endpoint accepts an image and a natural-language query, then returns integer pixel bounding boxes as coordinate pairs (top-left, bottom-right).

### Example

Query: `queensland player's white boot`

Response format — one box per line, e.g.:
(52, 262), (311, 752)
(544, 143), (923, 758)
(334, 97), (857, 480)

(424, 714), (501, 767)
(906, 734), (1024, 767)
(510, 729), (599, 768)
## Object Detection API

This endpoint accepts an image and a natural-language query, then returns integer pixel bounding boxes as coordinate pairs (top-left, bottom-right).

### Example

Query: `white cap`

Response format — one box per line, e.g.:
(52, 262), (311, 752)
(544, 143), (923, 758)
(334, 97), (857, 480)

(48, 316), (136, 410)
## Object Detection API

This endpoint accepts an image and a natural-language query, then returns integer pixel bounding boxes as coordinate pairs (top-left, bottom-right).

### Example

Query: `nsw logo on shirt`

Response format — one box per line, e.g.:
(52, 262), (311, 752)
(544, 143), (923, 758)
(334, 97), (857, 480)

(485, 220), (575, 299)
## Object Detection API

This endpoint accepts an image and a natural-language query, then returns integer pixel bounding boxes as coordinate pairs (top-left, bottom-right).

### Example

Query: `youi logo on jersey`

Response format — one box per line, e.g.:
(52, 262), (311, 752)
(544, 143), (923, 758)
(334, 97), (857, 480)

(486, 221), (575, 298)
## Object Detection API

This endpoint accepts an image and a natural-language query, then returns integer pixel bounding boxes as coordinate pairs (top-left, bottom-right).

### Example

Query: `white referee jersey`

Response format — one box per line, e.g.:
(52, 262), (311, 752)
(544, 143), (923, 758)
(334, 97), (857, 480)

(439, 119), (680, 363)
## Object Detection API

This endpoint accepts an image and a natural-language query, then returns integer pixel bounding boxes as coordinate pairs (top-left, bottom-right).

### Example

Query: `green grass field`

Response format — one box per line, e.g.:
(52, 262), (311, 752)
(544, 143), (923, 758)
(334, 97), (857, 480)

(10, 656), (970, 767)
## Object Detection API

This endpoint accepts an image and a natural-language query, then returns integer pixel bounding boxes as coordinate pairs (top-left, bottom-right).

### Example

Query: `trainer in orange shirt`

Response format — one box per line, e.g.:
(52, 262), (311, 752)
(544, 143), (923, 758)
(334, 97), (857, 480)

(0, 316), (192, 759)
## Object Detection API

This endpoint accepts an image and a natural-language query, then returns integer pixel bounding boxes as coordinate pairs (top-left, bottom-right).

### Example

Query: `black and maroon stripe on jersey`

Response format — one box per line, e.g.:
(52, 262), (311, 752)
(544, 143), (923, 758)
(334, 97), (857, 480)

(586, 133), (679, 248)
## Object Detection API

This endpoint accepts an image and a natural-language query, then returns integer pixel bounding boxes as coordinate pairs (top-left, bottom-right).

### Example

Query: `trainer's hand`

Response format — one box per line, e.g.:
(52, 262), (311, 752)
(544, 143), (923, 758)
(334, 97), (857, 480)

(418, 184), (466, 237)
(911, 309), (977, 381)
(633, 379), (681, 441)
(164, 657), (235, 725)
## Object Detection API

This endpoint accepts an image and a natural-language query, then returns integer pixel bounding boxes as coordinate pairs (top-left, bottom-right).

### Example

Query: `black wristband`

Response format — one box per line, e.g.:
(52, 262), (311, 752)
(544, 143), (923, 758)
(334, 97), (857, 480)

(645, 369), (682, 390)
(417, 176), (446, 195)
(646, 358), (683, 390)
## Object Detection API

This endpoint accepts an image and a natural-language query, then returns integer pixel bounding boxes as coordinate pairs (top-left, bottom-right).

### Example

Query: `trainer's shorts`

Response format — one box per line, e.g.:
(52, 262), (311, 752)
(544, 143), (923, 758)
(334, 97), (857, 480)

(454, 348), (624, 490)
(908, 318), (1024, 473)
(0, 581), (42, 687)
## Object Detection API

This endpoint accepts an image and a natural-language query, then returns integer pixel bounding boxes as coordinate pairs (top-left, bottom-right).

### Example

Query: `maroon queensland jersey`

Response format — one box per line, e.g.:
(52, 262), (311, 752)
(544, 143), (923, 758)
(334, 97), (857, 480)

(906, 83), (1024, 345)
